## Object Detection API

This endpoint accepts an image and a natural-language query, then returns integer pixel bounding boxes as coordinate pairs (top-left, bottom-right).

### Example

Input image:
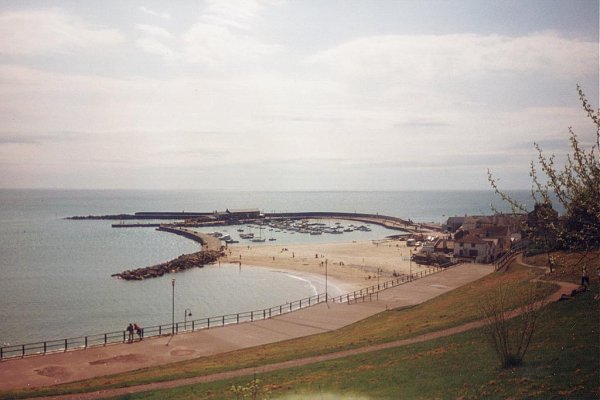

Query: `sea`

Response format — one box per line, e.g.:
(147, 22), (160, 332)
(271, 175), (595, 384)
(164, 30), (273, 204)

(0, 189), (534, 345)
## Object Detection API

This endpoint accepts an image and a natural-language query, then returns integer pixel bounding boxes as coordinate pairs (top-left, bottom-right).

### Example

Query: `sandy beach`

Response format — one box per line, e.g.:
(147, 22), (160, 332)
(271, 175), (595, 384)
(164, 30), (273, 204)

(221, 238), (428, 292)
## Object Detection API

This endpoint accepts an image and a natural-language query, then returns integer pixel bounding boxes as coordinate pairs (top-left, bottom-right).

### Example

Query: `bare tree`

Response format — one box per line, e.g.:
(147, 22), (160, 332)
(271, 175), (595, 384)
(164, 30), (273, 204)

(482, 86), (598, 368)
(488, 85), (600, 260)
(480, 282), (547, 368)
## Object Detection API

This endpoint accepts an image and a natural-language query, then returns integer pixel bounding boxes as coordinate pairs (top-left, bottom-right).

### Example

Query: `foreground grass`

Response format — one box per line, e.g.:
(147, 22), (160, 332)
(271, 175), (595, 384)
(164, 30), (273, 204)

(114, 282), (600, 399)
(1, 264), (556, 399)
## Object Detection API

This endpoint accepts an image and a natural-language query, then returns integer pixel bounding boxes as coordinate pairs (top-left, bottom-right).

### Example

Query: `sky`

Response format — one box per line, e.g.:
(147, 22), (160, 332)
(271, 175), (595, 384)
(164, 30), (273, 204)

(0, 0), (598, 191)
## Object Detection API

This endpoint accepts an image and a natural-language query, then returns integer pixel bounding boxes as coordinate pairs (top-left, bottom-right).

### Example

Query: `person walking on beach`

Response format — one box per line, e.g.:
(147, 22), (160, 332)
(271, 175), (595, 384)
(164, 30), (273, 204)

(126, 323), (134, 343)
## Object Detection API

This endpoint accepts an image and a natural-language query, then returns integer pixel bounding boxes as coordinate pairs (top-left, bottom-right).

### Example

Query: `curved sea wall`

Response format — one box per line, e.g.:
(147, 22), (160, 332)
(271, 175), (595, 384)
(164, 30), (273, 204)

(111, 226), (223, 280)
(156, 226), (222, 251)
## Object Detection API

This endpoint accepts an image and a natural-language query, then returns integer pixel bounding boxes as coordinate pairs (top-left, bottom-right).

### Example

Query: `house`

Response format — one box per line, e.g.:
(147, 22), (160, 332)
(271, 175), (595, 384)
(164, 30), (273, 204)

(454, 234), (495, 263)
(451, 212), (527, 262)
(433, 238), (455, 254)
(213, 208), (262, 221)
(444, 216), (465, 232)
(419, 241), (437, 255)
(461, 215), (494, 231)
(225, 208), (261, 220)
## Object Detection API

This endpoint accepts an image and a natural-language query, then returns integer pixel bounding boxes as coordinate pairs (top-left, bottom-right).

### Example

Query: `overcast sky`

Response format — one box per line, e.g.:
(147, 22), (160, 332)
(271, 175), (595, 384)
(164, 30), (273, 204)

(0, 0), (598, 191)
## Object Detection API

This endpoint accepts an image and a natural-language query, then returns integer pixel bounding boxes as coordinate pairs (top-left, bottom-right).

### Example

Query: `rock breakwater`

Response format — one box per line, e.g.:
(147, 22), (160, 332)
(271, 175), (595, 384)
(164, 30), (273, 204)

(112, 249), (223, 280)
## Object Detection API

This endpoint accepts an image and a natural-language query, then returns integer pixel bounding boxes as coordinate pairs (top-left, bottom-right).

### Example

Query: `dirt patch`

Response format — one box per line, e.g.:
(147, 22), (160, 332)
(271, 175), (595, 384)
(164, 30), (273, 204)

(356, 364), (375, 371)
(403, 344), (458, 361)
(89, 354), (146, 365)
(170, 349), (197, 357)
(35, 365), (71, 379)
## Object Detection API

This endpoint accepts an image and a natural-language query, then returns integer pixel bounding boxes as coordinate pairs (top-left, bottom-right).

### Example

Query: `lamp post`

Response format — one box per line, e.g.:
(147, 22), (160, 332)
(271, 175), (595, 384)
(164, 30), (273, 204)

(378, 268), (381, 290)
(409, 250), (412, 281)
(325, 259), (328, 302)
(171, 278), (175, 335)
(184, 308), (192, 330)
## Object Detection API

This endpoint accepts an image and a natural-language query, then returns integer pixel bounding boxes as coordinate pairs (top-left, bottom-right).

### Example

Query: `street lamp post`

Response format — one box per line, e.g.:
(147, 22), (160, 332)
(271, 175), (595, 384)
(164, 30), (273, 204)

(325, 259), (328, 302)
(184, 308), (192, 330)
(171, 278), (175, 335)
(378, 268), (381, 290)
(409, 250), (412, 281)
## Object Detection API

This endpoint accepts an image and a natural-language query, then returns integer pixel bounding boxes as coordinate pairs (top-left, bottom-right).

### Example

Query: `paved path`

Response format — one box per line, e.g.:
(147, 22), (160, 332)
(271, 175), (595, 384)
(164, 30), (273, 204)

(0, 263), (495, 393)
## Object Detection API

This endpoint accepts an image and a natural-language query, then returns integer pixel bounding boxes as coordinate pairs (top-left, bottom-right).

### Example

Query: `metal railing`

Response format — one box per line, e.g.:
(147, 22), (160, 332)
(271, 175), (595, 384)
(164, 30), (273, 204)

(494, 241), (528, 271)
(0, 265), (450, 361)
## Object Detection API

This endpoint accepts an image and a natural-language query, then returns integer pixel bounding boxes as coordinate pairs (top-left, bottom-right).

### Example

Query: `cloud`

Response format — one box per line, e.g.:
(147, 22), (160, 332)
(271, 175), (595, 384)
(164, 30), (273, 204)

(139, 6), (170, 20)
(181, 22), (281, 67)
(0, 131), (80, 145)
(307, 32), (598, 82)
(134, 0), (282, 69)
(134, 24), (177, 61)
(201, 0), (281, 29)
(135, 24), (173, 38)
(136, 37), (179, 62)
(0, 9), (123, 55)
(395, 119), (451, 128)
(0, 135), (38, 144)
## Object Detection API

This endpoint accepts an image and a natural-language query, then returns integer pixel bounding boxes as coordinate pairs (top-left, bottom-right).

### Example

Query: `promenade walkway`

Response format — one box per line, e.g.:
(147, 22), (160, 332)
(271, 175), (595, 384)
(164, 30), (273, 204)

(0, 263), (494, 392)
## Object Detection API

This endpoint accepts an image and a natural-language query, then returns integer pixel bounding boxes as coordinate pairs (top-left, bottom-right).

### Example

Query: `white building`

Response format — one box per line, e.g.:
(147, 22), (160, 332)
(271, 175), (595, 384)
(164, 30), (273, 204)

(454, 234), (495, 263)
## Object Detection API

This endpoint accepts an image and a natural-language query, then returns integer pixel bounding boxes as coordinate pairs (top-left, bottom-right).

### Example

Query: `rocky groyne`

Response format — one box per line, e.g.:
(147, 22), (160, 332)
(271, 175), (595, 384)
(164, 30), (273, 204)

(112, 249), (223, 280)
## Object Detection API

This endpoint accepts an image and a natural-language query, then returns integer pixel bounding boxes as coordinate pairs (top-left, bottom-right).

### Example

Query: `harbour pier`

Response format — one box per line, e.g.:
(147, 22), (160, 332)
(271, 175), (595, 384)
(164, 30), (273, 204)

(111, 226), (224, 280)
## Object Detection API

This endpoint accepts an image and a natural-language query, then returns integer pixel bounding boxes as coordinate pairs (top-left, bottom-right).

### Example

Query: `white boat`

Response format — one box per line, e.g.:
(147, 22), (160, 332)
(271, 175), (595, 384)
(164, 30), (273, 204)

(251, 225), (266, 242)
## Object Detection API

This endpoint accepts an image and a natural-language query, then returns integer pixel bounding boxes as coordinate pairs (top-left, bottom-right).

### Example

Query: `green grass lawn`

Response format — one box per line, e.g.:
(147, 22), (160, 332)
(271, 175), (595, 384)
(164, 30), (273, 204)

(3, 262), (594, 400)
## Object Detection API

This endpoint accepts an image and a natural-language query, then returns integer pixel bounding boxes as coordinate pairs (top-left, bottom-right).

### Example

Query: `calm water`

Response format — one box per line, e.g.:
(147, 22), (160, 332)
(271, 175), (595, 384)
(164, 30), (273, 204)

(0, 189), (533, 345)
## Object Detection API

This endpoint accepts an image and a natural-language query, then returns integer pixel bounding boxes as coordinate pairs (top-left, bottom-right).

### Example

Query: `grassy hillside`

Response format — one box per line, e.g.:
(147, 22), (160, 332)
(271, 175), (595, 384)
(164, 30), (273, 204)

(121, 282), (598, 399)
